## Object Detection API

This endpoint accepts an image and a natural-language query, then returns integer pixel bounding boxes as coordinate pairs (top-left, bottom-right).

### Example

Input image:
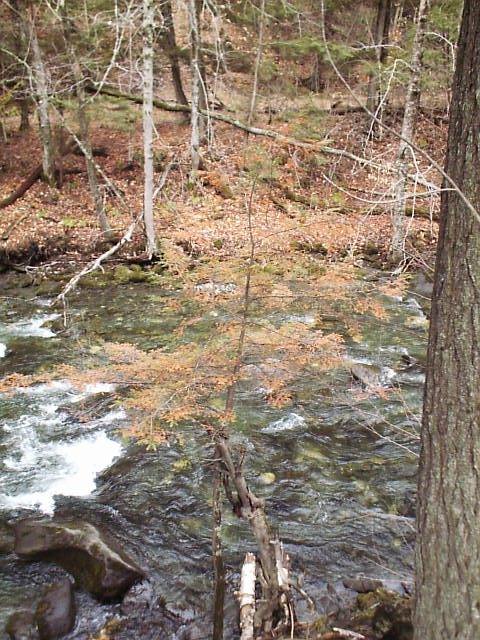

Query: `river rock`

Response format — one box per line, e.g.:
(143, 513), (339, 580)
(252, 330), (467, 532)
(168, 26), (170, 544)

(5, 609), (39, 640)
(35, 580), (76, 640)
(343, 577), (384, 593)
(0, 518), (14, 554)
(349, 362), (382, 387)
(14, 518), (145, 602)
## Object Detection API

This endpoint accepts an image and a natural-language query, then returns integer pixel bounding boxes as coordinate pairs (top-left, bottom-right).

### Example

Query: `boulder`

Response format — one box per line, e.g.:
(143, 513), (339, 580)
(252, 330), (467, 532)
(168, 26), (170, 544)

(35, 580), (76, 640)
(349, 362), (382, 388)
(5, 609), (39, 640)
(14, 518), (145, 602)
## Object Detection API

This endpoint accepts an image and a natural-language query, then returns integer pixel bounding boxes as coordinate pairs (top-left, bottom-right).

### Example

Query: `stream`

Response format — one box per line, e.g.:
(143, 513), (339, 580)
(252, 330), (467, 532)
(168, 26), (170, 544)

(0, 271), (427, 638)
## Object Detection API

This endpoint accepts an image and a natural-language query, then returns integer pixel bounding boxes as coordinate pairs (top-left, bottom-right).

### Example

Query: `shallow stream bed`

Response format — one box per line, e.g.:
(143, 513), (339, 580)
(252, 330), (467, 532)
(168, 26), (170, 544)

(0, 271), (427, 638)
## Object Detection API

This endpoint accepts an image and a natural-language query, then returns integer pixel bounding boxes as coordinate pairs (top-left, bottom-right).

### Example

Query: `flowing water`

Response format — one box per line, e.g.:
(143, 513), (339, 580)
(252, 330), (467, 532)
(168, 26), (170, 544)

(0, 272), (427, 638)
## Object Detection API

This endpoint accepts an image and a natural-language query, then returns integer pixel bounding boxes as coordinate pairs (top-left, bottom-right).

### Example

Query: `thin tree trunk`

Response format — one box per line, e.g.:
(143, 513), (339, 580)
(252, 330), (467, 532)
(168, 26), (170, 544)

(60, 8), (111, 235)
(24, 3), (56, 186)
(188, 0), (202, 177)
(414, 2), (480, 638)
(19, 99), (30, 131)
(159, 0), (189, 107)
(390, 0), (430, 261)
(212, 469), (225, 640)
(10, 0), (30, 132)
(143, 0), (157, 256)
(247, 0), (266, 127)
(195, 0), (208, 141)
(366, 0), (392, 123)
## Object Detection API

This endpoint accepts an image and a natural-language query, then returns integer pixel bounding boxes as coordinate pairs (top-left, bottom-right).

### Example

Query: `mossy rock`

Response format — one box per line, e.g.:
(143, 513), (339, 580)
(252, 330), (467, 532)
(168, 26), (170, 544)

(354, 589), (413, 640)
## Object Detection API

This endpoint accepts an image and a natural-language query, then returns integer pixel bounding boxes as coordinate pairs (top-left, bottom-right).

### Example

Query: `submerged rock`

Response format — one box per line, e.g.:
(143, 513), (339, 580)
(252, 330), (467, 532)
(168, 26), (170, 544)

(5, 609), (39, 640)
(343, 577), (384, 593)
(14, 518), (145, 602)
(35, 580), (76, 640)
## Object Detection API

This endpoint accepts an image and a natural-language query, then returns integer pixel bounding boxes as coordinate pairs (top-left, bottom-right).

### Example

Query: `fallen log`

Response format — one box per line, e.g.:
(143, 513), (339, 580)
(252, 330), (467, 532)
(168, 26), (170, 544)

(0, 165), (43, 209)
(85, 82), (440, 193)
(0, 138), (77, 210)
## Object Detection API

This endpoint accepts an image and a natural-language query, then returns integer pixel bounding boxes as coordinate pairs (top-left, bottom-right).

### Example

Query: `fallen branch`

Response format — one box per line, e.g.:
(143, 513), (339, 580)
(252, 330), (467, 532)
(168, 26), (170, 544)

(1, 209), (32, 240)
(238, 552), (256, 640)
(87, 82), (440, 192)
(55, 213), (142, 305)
(0, 138), (78, 209)
(0, 165), (43, 209)
(331, 628), (366, 640)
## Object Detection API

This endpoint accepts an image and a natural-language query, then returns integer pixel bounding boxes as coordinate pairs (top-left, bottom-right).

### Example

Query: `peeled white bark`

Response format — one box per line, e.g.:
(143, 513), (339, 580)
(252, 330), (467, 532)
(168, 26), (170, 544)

(239, 552), (256, 640)
(391, 0), (431, 261)
(142, 0), (157, 256)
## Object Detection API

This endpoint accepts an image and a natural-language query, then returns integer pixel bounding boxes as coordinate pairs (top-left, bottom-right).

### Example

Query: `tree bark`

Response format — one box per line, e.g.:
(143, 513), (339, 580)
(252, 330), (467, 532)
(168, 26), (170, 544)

(159, 0), (189, 107)
(247, 0), (266, 127)
(390, 0), (430, 261)
(59, 8), (111, 236)
(187, 0), (202, 177)
(24, 2), (56, 186)
(414, 2), (480, 638)
(366, 0), (392, 121)
(142, 0), (157, 256)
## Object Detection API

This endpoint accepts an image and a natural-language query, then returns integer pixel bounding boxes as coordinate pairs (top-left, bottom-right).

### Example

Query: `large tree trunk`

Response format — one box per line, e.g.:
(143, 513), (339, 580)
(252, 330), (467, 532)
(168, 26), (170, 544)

(142, 0), (157, 256)
(24, 2), (56, 186)
(366, 0), (392, 122)
(159, 0), (189, 107)
(414, 2), (480, 638)
(390, 0), (430, 261)
(60, 8), (111, 236)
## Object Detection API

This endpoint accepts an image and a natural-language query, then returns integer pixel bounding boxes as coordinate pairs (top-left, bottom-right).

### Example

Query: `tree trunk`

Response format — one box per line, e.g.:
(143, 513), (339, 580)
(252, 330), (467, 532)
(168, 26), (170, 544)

(366, 0), (392, 122)
(9, 0), (30, 132)
(247, 0), (266, 127)
(142, 0), (157, 256)
(187, 0), (202, 178)
(390, 0), (430, 262)
(19, 99), (30, 131)
(60, 8), (111, 236)
(24, 3), (56, 186)
(414, 2), (480, 638)
(159, 0), (189, 107)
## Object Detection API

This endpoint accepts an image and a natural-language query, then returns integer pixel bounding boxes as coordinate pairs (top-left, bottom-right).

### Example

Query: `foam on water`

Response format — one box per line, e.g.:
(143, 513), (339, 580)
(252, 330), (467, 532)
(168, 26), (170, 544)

(262, 412), (306, 434)
(0, 382), (125, 514)
(2, 313), (60, 338)
(0, 342), (6, 358)
(0, 429), (122, 514)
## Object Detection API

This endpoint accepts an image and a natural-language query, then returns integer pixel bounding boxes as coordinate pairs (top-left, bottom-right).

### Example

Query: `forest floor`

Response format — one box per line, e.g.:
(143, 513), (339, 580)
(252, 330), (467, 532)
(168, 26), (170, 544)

(0, 96), (444, 283)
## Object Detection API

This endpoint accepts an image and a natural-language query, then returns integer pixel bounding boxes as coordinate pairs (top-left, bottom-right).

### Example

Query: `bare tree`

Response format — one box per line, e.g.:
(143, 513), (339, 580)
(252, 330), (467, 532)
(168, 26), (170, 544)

(59, 7), (111, 236)
(414, 1), (480, 637)
(366, 0), (392, 132)
(391, 0), (431, 261)
(159, 0), (189, 107)
(142, 0), (157, 256)
(18, 0), (56, 185)
(187, 0), (202, 177)
(247, 0), (266, 127)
